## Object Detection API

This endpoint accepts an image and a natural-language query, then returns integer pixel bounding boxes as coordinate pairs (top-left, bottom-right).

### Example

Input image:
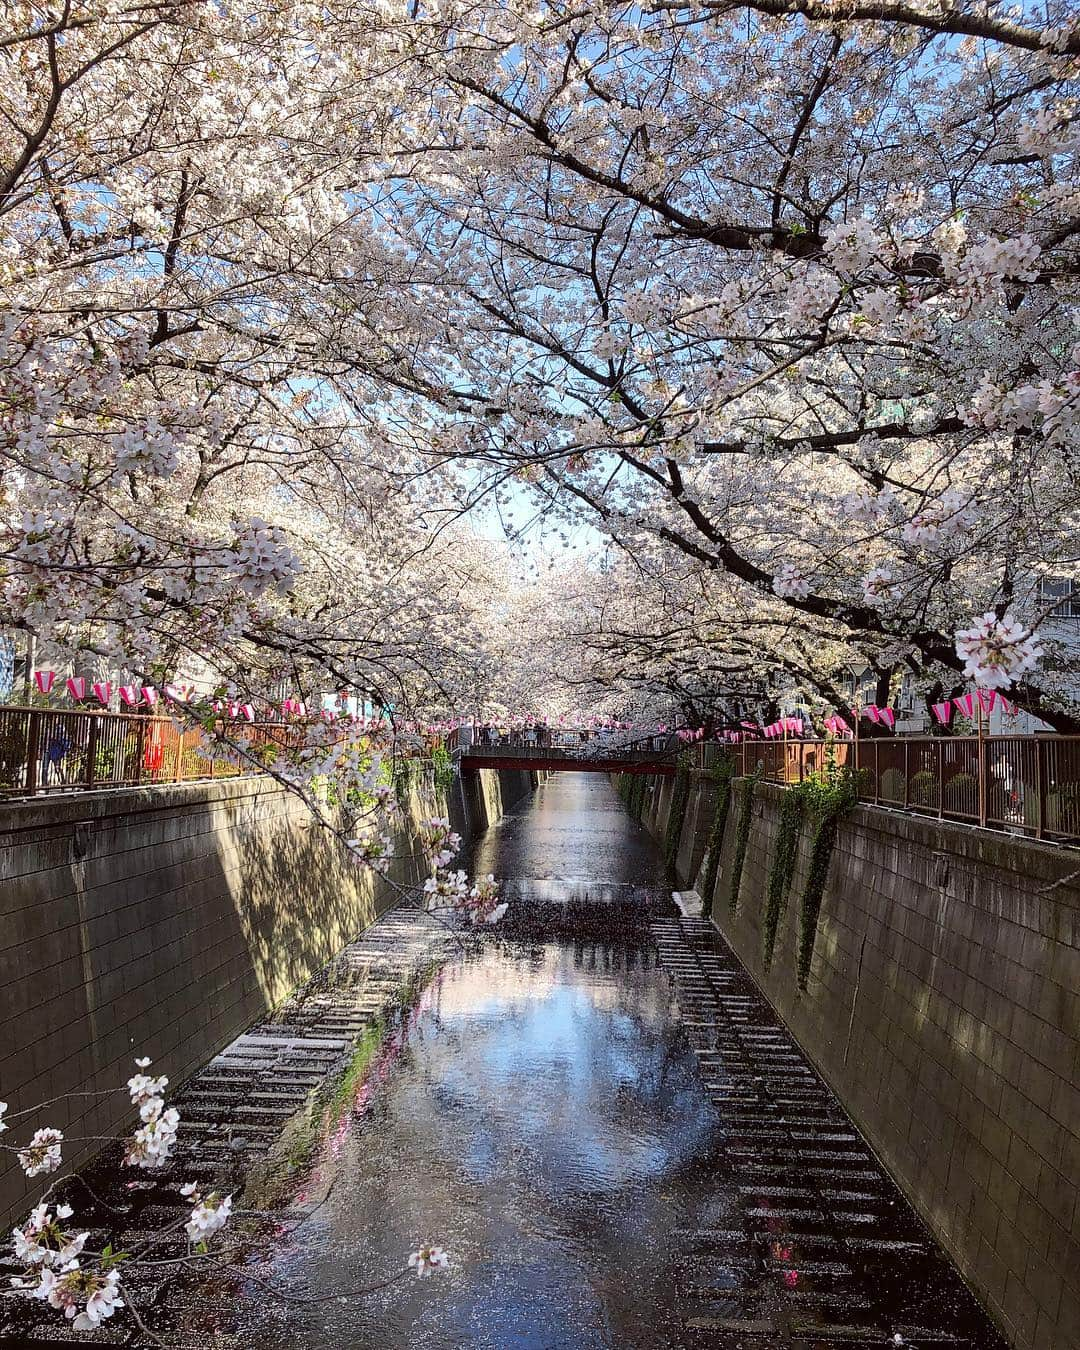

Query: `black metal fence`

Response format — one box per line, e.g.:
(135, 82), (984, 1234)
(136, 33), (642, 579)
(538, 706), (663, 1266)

(728, 735), (1080, 843)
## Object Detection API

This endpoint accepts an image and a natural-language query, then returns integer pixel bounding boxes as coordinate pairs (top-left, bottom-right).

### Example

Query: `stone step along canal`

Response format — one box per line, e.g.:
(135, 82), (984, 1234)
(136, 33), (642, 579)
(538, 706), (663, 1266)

(1, 774), (1007, 1349)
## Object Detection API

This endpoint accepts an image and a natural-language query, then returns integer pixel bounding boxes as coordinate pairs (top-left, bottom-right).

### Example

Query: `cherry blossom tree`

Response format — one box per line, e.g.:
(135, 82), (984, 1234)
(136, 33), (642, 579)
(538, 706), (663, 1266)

(6, 1), (1077, 737)
(0, 0), (506, 734)
(356, 0), (1080, 727)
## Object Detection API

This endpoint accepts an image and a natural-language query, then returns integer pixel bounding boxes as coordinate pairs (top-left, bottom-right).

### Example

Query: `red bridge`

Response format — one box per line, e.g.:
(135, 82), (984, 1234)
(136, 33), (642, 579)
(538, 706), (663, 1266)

(458, 739), (680, 777)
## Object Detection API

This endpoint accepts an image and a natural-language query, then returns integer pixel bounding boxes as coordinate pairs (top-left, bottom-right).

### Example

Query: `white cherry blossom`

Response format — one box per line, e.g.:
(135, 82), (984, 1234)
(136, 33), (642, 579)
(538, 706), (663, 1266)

(955, 613), (1044, 690)
(408, 1243), (450, 1277)
(18, 1128), (64, 1178)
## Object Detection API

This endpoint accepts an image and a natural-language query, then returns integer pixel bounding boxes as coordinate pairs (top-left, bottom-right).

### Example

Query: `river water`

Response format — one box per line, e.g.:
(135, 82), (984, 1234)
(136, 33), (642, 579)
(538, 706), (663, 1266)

(202, 773), (1003, 1350)
(225, 773), (722, 1349)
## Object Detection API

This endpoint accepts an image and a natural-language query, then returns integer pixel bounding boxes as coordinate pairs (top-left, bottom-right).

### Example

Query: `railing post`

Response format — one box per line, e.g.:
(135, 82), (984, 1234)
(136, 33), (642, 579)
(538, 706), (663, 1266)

(937, 740), (944, 820)
(1034, 739), (1045, 840)
(24, 710), (40, 796)
(175, 729), (185, 781)
(85, 714), (99, 789)
(903, 740), (910, 810)
(873, 741), (880, 804)
(978, 732), (989, 829)
(135, 717), (147, 787)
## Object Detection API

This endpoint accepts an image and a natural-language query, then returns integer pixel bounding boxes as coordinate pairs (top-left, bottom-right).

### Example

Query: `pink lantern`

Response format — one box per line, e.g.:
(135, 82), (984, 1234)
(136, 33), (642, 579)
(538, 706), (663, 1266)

(879, 707), (896, 730)
(142, 687), (158, 707)
(239, 704), (255, 722)
(34, 671), (56, 695)
(66, 677), (86, 700)
(91, 682), (111, 706)
(976, 689), (997, 714)
(864, 706), (881, 723)
(953, 693), (976, 719)
(119, 686), (140, 707)
(931, 701), (952, 724)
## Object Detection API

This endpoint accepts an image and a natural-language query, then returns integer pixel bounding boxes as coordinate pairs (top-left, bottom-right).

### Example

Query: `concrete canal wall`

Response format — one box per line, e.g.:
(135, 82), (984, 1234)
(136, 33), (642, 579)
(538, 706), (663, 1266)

(0, 765), (534, 1227)
(626, 769), (1080, 1350)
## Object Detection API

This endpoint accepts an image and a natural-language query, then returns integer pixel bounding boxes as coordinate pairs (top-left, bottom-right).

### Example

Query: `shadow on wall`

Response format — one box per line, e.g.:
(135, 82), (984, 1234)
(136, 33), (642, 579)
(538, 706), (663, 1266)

(219, 777), (432, 1011)
(0, 767), (532, 1228)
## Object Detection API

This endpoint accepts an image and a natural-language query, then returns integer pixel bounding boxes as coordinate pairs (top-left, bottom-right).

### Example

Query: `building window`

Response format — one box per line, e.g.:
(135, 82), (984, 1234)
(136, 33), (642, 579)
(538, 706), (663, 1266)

(1039, 577), (1080, 618)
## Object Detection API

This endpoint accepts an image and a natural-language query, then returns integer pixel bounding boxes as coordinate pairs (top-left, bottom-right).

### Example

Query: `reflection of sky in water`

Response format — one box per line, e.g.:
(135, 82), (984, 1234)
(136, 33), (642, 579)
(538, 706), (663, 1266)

(226, 776), (731, 1350)
(207, 776), (1008, 1350)
(410, 945), (717, 1197)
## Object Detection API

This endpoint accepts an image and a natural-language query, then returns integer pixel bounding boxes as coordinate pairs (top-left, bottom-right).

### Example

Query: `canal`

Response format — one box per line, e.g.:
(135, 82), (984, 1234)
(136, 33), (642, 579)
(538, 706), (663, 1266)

(206, 773), (1005, 1350)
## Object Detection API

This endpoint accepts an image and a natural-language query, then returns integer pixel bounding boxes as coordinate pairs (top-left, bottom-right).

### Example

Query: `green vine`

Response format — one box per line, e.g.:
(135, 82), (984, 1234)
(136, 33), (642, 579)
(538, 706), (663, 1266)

(698, 756), (737, 905)
(727, 770), (762, 915)
(793, 764), (863, 989)
(393, 756), (416, 806)
(663, 751), (693, 869)
(431, 745), (455, 798)
(761, 787), (804, 970)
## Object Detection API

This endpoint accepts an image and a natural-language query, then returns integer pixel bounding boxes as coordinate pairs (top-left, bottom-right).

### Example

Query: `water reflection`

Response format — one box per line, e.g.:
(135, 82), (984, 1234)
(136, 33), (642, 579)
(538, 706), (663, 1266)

(229, 775), (727, 1349)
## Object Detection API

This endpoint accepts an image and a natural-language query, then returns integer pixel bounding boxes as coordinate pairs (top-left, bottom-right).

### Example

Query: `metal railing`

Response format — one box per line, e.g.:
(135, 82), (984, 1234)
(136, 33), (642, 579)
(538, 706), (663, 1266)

(0, 706), (308, 799)
(452, 727), (677, 755)
(726, 735), (1080, 844)
(454, 726), (679, 765)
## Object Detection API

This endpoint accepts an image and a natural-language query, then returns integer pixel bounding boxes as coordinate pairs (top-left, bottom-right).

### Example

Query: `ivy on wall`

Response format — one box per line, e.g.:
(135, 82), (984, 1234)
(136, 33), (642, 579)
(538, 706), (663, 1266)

(727, 770), (761, 915)
(698, 756), (737, 906)
(393, 756), (417, 806)
(431, 745), (455, 798)
(792, 765), (863, 990)
(761, 787), (804, 970)
(663, 751), (694, 869)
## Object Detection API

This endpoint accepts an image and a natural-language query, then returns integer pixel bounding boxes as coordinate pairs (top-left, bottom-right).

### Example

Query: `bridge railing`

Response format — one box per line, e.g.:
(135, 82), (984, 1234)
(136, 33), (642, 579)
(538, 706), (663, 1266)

(454, 727), (679, 757)
(727, 735), (1080, 843)
(459, 736), (679, 764)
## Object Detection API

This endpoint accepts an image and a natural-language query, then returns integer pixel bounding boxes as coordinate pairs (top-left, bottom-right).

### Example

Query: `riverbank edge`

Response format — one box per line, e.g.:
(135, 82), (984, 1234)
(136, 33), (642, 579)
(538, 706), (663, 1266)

(615, 768), (1080, 1350)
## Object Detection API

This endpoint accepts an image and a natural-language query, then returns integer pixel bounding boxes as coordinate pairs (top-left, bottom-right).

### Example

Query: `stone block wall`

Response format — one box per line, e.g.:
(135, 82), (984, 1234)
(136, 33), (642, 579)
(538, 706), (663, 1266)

(0, 766), (532, 1227)
(623, 769), (1080, 1350)
(448, 765), (535, 842)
